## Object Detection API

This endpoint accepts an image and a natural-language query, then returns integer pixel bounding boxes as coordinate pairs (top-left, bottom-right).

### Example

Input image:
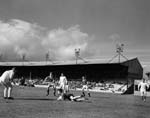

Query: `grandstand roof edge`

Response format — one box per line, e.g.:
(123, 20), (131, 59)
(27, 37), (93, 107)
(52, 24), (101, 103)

(0, 58), (138, 66)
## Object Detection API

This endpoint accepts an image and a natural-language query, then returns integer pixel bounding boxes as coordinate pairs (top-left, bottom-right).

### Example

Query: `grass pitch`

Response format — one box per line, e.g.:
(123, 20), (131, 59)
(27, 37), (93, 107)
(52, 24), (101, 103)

(0, 86), (150, 118)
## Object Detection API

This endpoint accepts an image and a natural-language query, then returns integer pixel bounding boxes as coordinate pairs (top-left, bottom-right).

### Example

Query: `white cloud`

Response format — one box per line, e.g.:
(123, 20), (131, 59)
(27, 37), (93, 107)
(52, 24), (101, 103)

(0, 19), (92, 61)
(0, 19), (45, 60)
(42, 25), (88, 60)
(109, 33), (120, 44)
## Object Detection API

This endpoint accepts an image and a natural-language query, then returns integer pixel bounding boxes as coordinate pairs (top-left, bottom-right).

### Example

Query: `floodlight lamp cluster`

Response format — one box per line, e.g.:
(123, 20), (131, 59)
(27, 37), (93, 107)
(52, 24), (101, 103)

(116, 43), (124, 53)
(75, 48), (80, 58)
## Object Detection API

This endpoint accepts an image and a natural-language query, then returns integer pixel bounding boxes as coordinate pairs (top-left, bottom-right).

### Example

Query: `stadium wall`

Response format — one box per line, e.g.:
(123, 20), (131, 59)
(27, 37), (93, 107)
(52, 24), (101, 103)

(122, 58), (143, 85)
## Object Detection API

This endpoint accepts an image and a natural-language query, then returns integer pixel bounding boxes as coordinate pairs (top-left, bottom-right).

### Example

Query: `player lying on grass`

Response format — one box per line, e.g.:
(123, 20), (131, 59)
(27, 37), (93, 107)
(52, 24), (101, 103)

(63, 93), (88, 102)
(57, 88), (88, 102)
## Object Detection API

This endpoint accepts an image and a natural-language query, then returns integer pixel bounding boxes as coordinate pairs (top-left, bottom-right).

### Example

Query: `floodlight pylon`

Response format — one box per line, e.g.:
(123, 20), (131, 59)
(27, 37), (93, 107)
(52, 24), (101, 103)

(108, 43), (128, 63)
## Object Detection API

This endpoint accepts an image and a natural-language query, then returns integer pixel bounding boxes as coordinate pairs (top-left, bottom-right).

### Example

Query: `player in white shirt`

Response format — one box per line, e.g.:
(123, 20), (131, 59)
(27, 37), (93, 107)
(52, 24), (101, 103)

(0, 68), (16, 99)
(57, 73), (68, 100)
(138, 78), (149, 102)
(58, 73), (67, 92)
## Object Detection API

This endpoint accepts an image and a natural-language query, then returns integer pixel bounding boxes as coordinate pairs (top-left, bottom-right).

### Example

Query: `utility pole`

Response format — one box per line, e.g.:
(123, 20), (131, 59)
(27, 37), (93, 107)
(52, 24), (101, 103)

(21, 53), (26, 65)
(45, 51), (49, 64)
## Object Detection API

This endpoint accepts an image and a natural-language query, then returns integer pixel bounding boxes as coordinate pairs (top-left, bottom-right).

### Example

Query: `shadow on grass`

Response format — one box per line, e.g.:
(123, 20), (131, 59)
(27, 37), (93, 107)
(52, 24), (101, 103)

(76, 100), (92, 103)
(134, 104), (150, 108)
(14, 97), (56, 101)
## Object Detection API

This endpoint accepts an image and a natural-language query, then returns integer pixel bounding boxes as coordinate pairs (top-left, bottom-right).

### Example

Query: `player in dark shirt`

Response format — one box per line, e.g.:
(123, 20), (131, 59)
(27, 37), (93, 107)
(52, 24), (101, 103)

(63, 93), (87, 102)
(63, 93), (74, 101)
(45, 72), (56, 96)
(57, 89), (88, 102)
(81, 76), (91, 97)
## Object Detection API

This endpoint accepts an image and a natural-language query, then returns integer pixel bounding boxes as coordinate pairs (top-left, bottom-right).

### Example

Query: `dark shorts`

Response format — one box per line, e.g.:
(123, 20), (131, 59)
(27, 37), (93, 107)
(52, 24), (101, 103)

(57, 88), (63, 93)
(63, 94), (74, 101)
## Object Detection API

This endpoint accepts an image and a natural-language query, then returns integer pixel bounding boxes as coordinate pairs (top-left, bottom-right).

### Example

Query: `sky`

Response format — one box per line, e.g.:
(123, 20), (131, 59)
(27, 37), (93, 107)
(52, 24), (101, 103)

(0, 0), (150, 66)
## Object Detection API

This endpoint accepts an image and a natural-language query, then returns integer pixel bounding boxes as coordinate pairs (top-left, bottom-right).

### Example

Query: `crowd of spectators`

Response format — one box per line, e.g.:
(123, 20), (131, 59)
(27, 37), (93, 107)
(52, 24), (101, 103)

(13, 77), (127, 93)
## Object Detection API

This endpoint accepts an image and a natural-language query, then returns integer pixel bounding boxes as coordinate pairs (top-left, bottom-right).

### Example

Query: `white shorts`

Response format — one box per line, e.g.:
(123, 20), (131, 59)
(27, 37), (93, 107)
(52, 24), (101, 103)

(65, 85), (69, 92)
(82, 85), (89, 91)
(59, 84), (68, 93)
(59, 84), (65, 90)
(140, 90), (147, 96)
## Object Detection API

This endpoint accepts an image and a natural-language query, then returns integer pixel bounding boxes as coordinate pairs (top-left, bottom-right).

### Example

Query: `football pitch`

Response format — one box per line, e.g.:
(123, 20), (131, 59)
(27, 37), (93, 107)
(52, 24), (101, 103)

(0, 86), (150, 118)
